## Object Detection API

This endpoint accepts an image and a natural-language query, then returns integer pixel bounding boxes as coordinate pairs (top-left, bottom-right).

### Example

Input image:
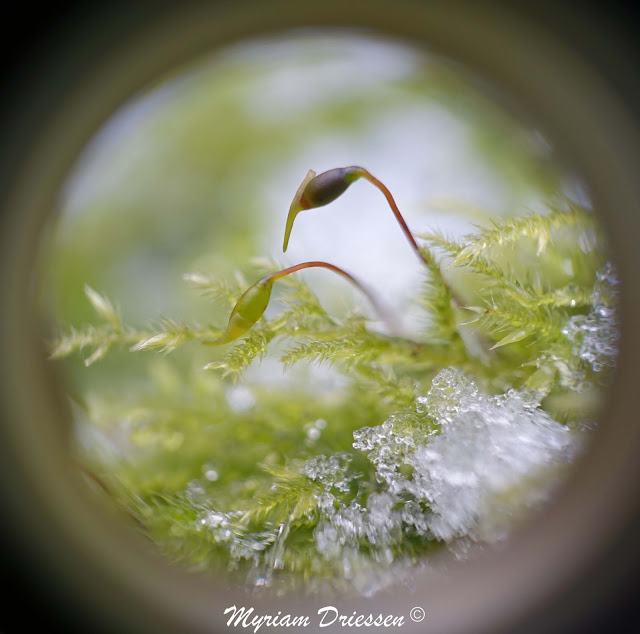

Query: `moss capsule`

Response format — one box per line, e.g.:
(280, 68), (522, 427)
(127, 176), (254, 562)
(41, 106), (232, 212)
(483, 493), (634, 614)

(282, 166), (430, 270)
(283, 167), (364, 251)
(207, 276), (274, 345)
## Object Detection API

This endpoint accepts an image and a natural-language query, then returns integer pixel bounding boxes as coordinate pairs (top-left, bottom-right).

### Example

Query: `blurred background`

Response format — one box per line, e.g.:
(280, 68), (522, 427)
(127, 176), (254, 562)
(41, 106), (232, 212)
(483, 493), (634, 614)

(43, 30), (577, 394)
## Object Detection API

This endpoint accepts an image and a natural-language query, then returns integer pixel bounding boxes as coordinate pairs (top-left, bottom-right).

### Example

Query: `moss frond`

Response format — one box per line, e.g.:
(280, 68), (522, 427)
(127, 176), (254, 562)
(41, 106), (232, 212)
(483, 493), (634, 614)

(213, 327), (276, 381)
(241, 465), (322, 527)
(416, 245), (462, 346)
(182, 272), (247, 309)
(449, 204), (595, 266)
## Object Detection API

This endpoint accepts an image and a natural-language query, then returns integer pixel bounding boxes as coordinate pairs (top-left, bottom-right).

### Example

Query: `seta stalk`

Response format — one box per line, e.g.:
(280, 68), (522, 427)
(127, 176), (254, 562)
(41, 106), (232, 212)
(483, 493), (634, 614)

(207, 260), (394, 346)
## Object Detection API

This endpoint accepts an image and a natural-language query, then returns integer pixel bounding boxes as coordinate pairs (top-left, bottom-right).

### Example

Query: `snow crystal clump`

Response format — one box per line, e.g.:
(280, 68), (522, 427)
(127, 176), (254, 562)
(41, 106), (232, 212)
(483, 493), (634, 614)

(562, 262), (619, 373)
(408, 370), (577, 542)
(303, 452), (352, 494)
(349, 369), (580, 558)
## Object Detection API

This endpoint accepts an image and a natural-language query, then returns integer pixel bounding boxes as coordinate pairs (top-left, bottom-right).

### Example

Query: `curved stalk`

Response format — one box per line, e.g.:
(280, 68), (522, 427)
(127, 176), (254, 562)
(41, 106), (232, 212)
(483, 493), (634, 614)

(283, 165), (430, 267)
(353, 167), (429, 266)
(207, 260), (395, 346)
(282, 166), (467, 309)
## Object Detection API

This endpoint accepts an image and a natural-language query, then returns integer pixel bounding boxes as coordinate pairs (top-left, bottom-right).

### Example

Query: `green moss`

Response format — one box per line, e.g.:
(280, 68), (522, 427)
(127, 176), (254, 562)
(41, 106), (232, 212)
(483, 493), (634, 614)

(52, 199), (618, 593)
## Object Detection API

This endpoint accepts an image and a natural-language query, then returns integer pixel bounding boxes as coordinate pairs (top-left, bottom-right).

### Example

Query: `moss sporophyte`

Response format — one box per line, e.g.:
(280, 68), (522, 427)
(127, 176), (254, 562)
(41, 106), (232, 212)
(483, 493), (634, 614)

(283, 166), (429, 265)
(206, 260), (391, 346)
(212, 166), (437, 346)
(51, 164), (617, 593)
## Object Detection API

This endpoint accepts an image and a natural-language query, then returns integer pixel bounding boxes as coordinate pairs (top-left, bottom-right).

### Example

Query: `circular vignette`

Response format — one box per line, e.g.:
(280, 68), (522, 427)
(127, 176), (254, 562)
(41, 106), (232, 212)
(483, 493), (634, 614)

(0, 2), (639, 634)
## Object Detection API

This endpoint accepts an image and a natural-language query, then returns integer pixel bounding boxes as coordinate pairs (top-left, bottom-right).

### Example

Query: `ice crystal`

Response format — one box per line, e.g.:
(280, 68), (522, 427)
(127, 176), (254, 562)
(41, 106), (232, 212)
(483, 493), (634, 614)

(303, 452), (353, 494)
(197, 509), (280, 565)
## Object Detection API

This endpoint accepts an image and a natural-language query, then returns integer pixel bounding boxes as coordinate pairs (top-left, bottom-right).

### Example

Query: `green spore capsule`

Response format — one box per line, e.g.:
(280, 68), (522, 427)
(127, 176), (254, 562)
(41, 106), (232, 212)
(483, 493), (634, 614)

(207, 276), (274, 345)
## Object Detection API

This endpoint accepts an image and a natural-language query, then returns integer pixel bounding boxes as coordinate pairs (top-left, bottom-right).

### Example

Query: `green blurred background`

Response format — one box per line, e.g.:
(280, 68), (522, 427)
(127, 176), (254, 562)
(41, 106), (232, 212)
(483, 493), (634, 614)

(43, 30), (574, 400)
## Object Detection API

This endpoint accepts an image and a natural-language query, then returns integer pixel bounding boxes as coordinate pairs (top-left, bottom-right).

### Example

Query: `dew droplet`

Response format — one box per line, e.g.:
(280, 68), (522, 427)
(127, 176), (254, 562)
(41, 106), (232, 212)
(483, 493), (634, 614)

(204, 469), (219, 481)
